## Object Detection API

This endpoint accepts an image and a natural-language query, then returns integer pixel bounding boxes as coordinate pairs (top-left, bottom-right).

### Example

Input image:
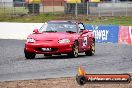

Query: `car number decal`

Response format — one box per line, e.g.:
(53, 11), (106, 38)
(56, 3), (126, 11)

(83, 37), (87, 46)
(42, 48), (52, 51)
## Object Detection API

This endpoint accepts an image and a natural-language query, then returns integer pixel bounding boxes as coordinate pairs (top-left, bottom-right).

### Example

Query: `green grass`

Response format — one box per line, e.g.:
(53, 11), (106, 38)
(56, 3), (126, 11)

(0, 10), (132, 26)
(85, 16), (132, 26)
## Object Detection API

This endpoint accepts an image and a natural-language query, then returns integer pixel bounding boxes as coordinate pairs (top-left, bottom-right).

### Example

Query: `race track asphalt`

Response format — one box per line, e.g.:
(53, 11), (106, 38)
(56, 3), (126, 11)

(0, 39), (132, 81)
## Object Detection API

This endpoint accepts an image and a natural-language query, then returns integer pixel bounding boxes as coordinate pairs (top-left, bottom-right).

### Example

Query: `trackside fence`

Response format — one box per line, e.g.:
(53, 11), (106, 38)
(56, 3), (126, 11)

(0, 1), (132, 17)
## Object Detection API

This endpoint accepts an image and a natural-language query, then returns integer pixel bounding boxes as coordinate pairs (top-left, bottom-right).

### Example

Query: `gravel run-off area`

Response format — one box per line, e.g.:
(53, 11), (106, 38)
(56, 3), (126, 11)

(0, 76), (132, 88)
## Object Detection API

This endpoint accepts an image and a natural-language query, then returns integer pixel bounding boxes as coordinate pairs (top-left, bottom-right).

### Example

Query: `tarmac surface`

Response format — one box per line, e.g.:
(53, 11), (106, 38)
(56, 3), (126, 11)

(0, 39), (132, 81)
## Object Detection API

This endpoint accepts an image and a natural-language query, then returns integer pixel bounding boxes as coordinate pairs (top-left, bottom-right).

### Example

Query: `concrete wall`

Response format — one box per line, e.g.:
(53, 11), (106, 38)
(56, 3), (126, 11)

(0, 22), (132, 45)
(0, 22), (43, 40)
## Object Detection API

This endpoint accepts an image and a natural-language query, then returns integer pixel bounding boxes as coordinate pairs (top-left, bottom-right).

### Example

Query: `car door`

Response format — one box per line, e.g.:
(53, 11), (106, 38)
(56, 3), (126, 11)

(78, 23), (89, 51)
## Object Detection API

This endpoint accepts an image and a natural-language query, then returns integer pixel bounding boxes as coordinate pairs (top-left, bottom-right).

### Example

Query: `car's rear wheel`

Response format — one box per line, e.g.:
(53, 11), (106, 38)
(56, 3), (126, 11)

(85, 40), (95, 56)
(24, 50), (36, 59)
(68, 42), (79, 58)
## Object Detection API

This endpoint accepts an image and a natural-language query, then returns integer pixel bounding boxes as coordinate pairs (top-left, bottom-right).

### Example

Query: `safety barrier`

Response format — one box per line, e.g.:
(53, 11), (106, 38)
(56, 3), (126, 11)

(118, 26), (132, 44)
(85, 25), (132, 44)
(0, 22), (43, 40)
(0, 22), (131, 44)
(85, 25), (119, 43)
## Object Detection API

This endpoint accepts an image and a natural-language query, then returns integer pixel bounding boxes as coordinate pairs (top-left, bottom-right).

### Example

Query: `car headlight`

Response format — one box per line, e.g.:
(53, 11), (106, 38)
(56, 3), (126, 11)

(58, 39), (70, 44)
(27, 38), (35, 43)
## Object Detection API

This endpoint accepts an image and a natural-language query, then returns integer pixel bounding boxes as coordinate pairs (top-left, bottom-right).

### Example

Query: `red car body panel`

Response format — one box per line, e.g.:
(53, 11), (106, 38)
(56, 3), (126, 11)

(25, 33), (76, 54)
(24, 20), (94, 55)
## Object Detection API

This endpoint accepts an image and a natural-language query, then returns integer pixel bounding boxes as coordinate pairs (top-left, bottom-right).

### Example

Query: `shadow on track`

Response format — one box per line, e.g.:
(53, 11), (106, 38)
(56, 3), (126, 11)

(28, 54), (94, 60)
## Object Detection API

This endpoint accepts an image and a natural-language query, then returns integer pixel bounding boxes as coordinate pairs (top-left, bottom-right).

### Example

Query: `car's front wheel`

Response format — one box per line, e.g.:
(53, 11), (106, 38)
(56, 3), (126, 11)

(24, 50), (36, 59)
(68, 42), (79, 58)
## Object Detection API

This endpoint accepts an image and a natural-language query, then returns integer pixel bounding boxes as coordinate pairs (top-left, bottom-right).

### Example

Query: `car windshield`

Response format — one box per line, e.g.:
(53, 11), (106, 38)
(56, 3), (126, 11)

(39, 22), (78, 33)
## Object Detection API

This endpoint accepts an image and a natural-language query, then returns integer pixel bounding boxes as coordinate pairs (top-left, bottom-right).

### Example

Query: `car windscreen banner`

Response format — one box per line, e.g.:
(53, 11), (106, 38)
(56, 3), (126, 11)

(84, 25), (119, 43)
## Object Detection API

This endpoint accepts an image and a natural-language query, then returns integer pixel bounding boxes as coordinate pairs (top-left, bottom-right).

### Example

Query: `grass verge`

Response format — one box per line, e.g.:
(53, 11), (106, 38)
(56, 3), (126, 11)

(0, 13), (132, 26)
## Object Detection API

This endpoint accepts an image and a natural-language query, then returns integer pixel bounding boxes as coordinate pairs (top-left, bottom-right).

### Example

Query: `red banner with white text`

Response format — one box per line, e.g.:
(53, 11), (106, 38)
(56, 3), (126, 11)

(118, 26), (132, 44)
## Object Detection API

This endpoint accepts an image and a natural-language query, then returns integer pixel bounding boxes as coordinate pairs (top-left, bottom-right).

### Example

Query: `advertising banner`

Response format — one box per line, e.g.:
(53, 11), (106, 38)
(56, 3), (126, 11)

(85, 25), (119, 43)
(129, 26), (132, 44)
(118, 26), (131, 44)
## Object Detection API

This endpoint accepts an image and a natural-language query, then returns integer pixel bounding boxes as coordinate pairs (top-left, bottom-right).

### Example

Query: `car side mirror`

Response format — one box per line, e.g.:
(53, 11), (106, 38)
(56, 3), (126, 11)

(80, 30), (89, 36)
(33, 29), (39, 34)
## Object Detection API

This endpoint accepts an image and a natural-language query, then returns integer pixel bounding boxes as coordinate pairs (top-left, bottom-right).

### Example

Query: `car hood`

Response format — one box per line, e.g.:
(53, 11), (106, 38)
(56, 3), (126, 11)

(28, 32), (78, 41)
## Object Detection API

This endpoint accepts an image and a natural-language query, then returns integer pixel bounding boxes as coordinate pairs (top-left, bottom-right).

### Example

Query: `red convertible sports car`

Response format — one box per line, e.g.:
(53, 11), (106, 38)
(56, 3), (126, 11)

(24, 20), (95, 59)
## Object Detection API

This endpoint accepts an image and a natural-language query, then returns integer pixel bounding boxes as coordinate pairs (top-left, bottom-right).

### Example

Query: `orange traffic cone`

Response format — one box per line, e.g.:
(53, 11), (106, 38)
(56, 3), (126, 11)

(77, 66), (86, 76)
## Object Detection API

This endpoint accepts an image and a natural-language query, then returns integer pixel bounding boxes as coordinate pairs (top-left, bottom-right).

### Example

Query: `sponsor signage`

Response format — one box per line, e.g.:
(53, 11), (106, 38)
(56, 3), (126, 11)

(76, 67), (131, 85)
(118, 26), (131, 44)
(118, 26), (132, 44)
(129, 26), (132, 44)
(85, 25), (119, 43)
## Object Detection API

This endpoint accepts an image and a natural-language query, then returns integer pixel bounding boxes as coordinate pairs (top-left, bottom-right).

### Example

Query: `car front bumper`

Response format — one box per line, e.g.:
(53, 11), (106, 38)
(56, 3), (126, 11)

(25, 42), (73, 54)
